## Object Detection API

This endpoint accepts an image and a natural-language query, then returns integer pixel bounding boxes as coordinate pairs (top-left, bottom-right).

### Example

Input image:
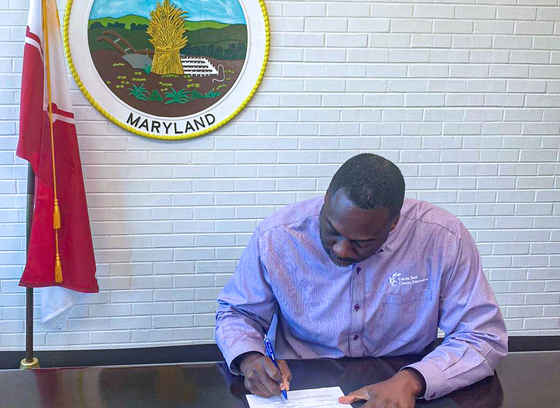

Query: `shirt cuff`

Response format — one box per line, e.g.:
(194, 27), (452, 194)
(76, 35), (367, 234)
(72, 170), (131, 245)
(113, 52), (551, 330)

(223, 341), (266, 376)
(403, 359), (446, 400)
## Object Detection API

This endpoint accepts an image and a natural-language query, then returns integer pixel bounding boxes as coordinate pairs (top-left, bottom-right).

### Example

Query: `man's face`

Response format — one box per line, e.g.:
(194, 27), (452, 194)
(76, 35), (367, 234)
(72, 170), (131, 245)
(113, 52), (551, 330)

(319, 190), (399, 267)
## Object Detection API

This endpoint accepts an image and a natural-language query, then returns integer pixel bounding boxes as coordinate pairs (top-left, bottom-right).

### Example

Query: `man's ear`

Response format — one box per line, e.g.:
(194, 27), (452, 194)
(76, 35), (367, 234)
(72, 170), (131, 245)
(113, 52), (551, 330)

(323, 190), (332, 205)
(390, 213), (400, 231)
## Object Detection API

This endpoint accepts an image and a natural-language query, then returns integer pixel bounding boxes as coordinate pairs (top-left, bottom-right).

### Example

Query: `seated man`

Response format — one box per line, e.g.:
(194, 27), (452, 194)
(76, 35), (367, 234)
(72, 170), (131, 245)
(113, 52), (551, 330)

(216, 153), (507, 408)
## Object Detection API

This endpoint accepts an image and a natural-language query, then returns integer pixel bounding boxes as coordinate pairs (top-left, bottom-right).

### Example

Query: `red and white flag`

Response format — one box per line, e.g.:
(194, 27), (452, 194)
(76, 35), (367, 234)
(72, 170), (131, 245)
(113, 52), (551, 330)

(17, 0), (98, 326)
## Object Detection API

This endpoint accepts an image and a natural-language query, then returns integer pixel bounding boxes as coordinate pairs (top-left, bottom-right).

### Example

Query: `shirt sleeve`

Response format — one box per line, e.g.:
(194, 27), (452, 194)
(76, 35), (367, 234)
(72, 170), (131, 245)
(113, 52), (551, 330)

(404, 222), (508, 400)
(215, 225), (277, 374)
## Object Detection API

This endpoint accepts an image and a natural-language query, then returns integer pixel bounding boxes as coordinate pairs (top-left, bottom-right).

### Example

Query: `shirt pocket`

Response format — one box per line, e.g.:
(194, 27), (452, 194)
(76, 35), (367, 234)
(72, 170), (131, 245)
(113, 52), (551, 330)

(380, 289), (433, 342)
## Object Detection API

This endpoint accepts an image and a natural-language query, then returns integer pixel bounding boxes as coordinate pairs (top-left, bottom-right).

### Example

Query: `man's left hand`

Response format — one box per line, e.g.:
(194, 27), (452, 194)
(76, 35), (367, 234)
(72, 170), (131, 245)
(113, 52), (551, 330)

(338, 369), (424, 408)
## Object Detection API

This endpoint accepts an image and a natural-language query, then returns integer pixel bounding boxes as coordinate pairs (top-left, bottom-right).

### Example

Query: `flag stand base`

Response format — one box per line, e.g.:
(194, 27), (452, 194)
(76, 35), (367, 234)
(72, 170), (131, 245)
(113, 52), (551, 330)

(20, 357), (40, 370)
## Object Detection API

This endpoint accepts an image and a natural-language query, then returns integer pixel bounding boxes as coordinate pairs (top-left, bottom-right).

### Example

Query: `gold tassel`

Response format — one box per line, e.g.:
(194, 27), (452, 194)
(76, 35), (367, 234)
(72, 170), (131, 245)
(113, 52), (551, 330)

(53, 199), (61, 230)
(55, 253), (63, 283)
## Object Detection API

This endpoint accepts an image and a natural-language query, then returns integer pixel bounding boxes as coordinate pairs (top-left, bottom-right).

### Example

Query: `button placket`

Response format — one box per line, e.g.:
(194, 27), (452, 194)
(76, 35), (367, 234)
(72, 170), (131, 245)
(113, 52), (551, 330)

(349, 264), (365, 357)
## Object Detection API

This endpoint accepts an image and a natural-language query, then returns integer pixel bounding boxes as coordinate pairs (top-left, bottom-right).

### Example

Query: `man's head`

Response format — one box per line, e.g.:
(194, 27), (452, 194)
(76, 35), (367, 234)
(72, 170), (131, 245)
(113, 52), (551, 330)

(319, 154), (405, 267)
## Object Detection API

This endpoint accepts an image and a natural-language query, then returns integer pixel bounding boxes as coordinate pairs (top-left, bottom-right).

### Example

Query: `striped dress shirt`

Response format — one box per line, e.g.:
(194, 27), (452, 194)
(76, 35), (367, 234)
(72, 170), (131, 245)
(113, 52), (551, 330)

(216, 196), (507, 400)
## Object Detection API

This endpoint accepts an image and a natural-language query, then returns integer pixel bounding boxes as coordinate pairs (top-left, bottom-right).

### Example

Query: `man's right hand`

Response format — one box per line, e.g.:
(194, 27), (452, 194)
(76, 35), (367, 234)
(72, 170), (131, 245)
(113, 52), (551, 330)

(237, 352), (292, 398)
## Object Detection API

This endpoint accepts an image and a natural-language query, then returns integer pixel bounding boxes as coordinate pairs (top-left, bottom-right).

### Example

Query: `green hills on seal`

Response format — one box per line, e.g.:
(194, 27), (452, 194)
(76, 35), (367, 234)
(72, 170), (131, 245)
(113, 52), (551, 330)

(88, 14), (247, 60)
(89, 15), (230, 31)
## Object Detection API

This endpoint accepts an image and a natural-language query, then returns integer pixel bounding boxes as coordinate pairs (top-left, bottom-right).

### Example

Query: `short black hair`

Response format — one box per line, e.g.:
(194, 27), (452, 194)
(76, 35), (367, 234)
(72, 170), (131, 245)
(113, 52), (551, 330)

(327, 153), (405, 219)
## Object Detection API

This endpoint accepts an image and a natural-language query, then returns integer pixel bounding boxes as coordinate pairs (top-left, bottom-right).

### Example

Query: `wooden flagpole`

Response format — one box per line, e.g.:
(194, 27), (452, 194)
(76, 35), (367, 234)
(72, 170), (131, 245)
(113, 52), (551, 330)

(20, 0), (60, 369)
(20, 163), (39, 369)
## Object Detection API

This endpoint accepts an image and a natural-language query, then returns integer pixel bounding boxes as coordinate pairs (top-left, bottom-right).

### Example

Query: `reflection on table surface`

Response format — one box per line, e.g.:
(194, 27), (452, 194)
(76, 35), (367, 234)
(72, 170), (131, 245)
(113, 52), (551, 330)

(0, 351), (558, 408)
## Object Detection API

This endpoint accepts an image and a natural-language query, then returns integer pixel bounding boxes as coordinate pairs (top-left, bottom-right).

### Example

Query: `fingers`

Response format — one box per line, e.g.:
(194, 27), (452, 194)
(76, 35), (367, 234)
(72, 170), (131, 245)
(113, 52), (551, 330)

(262, 357), (283, 383)
(338, 394), (389, 408)
(338, 386), (369, 405)
(244, 373), (278, 398)
(338, 395), (360, 404)
(244, 356), (288, 398)
(277, 359), (292, 391)
(338, 385), (416, 408)
(244, 370), (278, 397)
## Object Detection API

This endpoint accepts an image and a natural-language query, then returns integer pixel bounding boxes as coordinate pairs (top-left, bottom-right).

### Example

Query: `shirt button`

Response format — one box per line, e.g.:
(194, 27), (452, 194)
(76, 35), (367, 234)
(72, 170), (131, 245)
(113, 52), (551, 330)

(353, 335), (359, 341)
(354, 304), (360, 311)
(356, 267), (361, 274)
(430, 393), (436, 399)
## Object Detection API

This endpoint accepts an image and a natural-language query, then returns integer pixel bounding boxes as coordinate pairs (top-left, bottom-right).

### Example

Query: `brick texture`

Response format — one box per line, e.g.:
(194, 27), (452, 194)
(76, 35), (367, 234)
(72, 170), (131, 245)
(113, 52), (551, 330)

(0, 0), (559, 349)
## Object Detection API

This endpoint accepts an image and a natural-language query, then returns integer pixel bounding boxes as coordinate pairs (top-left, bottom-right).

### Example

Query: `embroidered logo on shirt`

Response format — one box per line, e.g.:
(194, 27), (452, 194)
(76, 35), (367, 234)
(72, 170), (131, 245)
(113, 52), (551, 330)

(389, 272), (401, 287)
(389, 272), (428, 287)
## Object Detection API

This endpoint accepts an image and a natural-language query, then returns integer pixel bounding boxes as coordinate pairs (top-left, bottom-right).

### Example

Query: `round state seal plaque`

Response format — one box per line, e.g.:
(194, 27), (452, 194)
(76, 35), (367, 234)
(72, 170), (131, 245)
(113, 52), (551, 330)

(64, 0), (269, 140)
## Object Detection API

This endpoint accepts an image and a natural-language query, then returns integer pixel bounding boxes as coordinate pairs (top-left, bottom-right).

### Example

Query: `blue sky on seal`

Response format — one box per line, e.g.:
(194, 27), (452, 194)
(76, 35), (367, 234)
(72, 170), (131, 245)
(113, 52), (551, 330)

(90, 0), (246, 25)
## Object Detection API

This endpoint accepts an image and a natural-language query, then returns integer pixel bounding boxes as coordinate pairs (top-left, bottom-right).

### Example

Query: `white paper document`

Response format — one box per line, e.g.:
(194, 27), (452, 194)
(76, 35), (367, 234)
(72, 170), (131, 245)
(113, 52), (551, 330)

(245, 386), (346, 408)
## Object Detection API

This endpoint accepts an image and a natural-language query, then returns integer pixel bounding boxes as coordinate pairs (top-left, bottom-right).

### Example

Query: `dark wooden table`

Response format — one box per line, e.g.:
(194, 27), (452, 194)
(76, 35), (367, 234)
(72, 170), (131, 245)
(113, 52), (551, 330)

(0, 351), (558, 408)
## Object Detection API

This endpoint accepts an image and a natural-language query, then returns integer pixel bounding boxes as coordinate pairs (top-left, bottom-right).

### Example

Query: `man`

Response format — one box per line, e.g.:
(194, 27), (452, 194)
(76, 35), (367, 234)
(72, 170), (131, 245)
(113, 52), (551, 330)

(216, 153), (507, 408)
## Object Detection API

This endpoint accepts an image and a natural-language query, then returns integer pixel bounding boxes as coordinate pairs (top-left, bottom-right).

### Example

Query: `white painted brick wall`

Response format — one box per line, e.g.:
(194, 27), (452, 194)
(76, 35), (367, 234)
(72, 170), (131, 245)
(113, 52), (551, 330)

(0, 0), (559, 350)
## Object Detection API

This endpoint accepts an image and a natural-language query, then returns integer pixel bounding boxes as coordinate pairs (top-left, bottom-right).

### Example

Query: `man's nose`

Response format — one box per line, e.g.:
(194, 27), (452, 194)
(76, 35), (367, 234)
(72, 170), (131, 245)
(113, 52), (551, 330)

(332, 238), (354, 259)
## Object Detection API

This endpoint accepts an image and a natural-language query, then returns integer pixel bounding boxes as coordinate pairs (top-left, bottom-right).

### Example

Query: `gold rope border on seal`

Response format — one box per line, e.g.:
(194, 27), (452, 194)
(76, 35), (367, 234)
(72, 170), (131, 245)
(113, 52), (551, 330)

(63, 0), (270, 141)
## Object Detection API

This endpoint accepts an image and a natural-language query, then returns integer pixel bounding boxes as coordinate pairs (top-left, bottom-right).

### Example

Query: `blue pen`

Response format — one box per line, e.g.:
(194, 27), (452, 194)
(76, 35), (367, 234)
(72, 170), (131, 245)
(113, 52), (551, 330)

(264, 335), (288, 400)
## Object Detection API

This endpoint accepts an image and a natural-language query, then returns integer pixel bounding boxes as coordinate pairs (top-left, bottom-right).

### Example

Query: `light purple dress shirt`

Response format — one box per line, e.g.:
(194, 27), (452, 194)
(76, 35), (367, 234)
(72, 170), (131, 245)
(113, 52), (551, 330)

(216, 197), (508, 400)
